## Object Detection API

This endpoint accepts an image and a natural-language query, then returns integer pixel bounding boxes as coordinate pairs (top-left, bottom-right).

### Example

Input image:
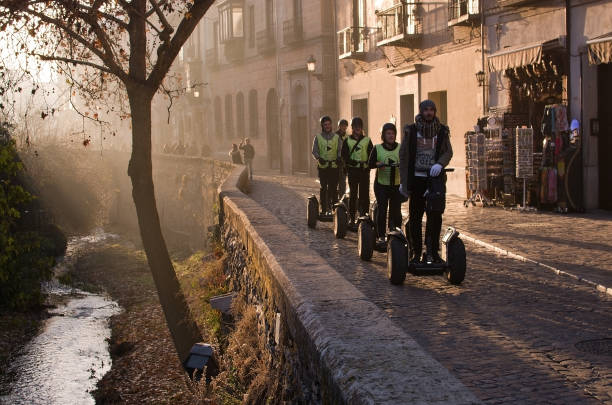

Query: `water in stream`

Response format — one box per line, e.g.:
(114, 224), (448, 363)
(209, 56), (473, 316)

(1, 230), (121, 405)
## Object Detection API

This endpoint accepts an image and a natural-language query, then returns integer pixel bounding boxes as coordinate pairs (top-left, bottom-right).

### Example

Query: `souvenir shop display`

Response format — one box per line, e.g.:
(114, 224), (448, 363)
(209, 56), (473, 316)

(540, 104), (572, 212)
(464, 132), (493, 207)
(515, 127), (535, 210)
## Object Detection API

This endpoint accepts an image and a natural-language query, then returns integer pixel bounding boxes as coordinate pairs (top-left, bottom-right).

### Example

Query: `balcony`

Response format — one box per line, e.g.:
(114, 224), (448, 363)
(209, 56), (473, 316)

(448, 0), (480, 27)
(337, 27), (370, 60)
(498, 0), (539, 6)
(283, 18), (303, 45)
(376, 1), (422, 47)
(256, 26), (276, 55)
(205, 48), (219, 69)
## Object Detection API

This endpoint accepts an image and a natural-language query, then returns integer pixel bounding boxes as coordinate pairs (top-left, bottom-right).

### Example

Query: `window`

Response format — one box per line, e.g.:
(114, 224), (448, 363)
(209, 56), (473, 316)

(248, 90), (258, 137)
(214, 97), (222, 138)
(265, 0), (274, 31)
(248, 5), (255, 48)
(219, 0), (244, 43)
(400, 94), (415, 129)
(427, 91), (448, 125)
(225, 94), (234, 137)
(236, 92), (245, 137)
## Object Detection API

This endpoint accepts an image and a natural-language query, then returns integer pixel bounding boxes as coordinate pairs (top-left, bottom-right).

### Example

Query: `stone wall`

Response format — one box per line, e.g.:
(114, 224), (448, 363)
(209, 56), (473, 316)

(218, 165), (482, 404)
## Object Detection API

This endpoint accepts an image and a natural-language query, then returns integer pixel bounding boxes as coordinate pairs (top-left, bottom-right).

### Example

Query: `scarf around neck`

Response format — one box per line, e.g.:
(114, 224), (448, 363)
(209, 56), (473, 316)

(415, 114), (441, 139)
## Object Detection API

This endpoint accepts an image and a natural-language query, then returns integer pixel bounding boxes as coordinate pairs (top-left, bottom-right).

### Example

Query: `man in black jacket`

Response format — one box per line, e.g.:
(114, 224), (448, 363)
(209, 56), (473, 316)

(399, 100), (453, 264)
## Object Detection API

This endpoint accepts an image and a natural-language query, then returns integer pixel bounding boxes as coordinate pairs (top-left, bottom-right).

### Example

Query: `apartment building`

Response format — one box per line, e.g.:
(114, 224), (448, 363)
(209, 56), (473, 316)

(164, 0), (338, 175)
(335, 0), (486, 196)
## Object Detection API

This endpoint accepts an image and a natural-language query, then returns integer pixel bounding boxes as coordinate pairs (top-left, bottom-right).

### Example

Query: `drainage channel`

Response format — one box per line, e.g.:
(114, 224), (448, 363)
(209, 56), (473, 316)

(0, 231), (121, 405)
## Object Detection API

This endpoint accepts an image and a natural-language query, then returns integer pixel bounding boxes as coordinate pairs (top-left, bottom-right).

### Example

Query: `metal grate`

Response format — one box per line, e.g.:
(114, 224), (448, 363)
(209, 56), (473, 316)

(575, 339), (612, 356)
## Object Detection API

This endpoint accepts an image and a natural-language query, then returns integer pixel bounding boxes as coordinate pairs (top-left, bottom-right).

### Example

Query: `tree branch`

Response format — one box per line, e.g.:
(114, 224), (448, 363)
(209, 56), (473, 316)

(34, 54), (113, 74)
(147, 0), (213, 88)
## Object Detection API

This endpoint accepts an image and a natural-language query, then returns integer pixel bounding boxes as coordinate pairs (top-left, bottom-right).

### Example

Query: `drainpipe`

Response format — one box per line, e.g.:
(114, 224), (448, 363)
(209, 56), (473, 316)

(481, 0), (486, 116)
(566, 0), (571, 117)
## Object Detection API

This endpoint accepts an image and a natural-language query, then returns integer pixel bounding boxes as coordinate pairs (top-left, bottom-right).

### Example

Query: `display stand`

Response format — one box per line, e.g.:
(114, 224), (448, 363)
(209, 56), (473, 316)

(513, 127), (536, 212)
(464, 132), (494, 207)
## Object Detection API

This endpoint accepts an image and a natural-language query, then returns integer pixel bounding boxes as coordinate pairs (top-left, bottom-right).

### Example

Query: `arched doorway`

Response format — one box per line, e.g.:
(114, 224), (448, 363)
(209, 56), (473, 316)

(291, 84), (308, 173)
(266, 88), (280, 169)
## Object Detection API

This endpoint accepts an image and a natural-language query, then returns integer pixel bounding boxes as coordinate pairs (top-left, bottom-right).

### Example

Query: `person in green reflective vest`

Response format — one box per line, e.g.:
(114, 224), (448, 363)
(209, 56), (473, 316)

(368, 123), (403, 244)
(341, 117), (373, 228)
(311, 116), (342, 214)
(336, 119), (349, 199)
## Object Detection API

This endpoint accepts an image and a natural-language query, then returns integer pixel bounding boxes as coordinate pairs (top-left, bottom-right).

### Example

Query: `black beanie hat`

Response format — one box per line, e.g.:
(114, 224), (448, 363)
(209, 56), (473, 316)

(381, 122), (397, 140)
(419, 99), (437, 114)
(351, 117), (364, 128)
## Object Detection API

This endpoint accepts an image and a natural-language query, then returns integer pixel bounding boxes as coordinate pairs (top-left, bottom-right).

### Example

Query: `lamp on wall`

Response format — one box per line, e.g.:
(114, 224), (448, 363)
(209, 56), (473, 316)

(476, 70), (486, 87)
(306, 55), (316, 72)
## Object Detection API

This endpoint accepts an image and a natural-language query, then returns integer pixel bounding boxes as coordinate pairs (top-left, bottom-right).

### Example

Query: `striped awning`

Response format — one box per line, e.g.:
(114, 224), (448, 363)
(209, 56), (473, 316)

(587, 34), (612, 65)
(488, 43), (543, 72)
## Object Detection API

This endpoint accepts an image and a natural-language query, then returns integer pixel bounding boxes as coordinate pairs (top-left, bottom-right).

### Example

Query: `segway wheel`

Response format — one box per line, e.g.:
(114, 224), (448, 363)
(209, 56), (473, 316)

(334, 206), (348, 239)
(357, 221), (375, 261)
(387, 237), (407, 285)
(445, 237), (466, 285)
(307, 197), (319, 229)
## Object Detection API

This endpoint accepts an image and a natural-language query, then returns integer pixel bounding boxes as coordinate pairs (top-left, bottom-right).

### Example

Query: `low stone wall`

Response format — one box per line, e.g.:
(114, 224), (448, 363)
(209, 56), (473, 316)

(218, 166), (482, 404)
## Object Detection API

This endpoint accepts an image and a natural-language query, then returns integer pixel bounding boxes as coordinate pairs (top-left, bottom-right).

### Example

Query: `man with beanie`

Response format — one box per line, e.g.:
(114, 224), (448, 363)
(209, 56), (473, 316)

(399, 100), (453, 264)
(341, 117), (373, 228)
(312, 116), (342, 214)
(336, 119), (349, 198)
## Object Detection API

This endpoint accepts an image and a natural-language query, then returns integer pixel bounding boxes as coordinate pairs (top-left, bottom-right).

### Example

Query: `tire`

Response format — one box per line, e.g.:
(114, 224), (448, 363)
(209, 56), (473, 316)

(307, 197), (318, 229)
(369, 201), (379, 238)
(357, 221), (375, 261)
(334, 206), (348, 239)
(445, 237), (466, 285)
(387, 237), (407, 285)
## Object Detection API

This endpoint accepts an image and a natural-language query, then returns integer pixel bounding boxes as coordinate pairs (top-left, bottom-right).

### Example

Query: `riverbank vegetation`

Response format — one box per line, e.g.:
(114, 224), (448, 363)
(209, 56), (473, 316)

(0, 123), (67, 394)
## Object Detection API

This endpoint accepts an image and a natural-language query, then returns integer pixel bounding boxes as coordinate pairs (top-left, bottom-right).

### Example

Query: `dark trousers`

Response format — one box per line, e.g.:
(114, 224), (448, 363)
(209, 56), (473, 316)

(347, 167), (370, 220)
(374, 181), (402, 238)
(318, 167), (339, 213)
(338, 166), (347, 198)
(408, 176), (443, 257)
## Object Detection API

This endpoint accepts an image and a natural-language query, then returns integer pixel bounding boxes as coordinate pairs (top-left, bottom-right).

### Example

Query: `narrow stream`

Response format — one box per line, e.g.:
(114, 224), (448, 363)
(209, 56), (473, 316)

(1, 231), (121, 405)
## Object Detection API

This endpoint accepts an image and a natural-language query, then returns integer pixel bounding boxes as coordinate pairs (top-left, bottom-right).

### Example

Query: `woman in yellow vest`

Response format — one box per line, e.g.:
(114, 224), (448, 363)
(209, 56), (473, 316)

(311, 116), (342, 214)
(341, 117), (373, 228)
(368, 122), (403, 244)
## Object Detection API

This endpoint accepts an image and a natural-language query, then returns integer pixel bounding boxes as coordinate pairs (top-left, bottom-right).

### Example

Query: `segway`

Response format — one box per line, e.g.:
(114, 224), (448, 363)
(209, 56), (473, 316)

(332, 193), (350, 239)
(357, 161), (400, 261)
(387, 169), (466, 285)
(307, 195), (333, 229)
(307, 159), (342, 229)
(387, 226), (466, 285)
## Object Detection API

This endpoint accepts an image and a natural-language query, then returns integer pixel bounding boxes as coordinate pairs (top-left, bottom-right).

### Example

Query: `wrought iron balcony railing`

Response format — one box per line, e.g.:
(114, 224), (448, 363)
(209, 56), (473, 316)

(256, 26), (276, 54)
(448, 0), (480, 26)
(376, 1), (423, 47)
(283, 18), (303, 45)
(337, 26), (370, 60)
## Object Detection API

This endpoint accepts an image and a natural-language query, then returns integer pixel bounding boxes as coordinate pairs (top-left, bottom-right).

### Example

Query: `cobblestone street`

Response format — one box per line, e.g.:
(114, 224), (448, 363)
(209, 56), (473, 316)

(249, 172), (612, 404)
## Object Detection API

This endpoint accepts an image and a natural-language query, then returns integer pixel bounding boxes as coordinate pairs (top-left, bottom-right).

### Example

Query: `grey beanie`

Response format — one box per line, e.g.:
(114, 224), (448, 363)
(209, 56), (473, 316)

(419, 99), (437, 114)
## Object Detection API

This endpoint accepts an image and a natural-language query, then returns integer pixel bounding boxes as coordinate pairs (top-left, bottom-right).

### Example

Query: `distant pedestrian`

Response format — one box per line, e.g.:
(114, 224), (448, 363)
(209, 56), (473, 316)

(229, 143), (243, 164)
(239, 138), (255, 180)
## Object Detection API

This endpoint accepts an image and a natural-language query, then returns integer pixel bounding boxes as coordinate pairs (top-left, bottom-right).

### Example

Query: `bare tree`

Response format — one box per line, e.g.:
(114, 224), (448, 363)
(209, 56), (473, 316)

(0, 0), (214, 366)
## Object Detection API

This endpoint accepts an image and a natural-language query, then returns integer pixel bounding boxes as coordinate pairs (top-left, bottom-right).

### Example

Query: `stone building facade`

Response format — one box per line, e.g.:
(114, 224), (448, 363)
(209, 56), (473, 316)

(165, 0), (338, 175)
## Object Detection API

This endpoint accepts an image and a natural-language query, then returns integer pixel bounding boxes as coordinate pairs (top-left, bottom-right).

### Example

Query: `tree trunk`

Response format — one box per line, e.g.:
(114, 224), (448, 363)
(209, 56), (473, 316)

(126, 87), (202, 364)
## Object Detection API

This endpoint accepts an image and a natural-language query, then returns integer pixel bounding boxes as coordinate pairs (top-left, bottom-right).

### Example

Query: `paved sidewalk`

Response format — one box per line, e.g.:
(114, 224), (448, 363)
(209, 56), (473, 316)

(249, 171), (612, 405)
(444, 195), (612, 290)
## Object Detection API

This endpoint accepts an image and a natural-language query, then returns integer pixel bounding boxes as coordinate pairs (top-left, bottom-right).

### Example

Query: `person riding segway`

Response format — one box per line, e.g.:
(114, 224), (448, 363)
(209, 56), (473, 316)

(399, 100), (453, 264)
(341, 117), (372, 231)
(385, 100), (466, 285)
(370, 123), (404, 248)
(308, 116), (342, 228)
(336, 119), (349, 200)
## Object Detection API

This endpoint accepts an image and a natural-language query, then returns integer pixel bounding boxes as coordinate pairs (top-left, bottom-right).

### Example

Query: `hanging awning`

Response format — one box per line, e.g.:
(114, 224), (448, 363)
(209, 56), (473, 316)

(587, 34), (612, 65)
(488, 43), (543, 72)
